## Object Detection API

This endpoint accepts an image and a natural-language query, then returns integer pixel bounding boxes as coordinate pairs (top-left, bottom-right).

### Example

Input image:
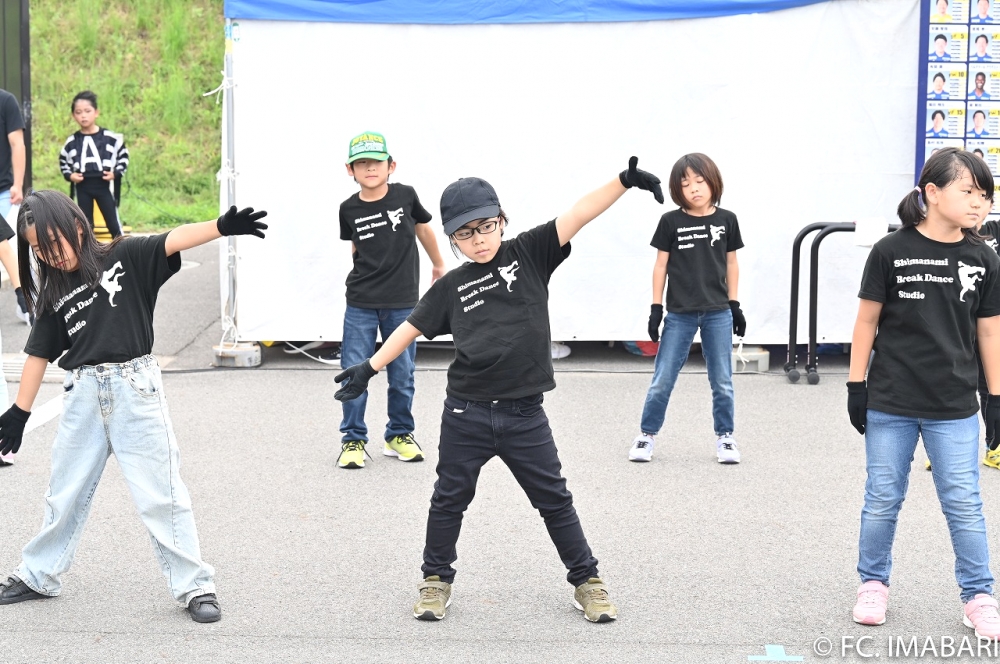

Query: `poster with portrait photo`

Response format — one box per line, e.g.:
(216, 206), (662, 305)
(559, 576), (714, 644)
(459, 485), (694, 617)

(926, 101), (966, 136)
(928, 26), (969, 62)
(929, 63), (967, 98)
(930, 0), (970, 22)
(969, 63), (1000, 96)
(971, 0), (998, 23)
(969, 28), (1000, 60)
(967, 101), (1000, 136)
(924, 139), (966, 168)
(964, 138), (1000, 170)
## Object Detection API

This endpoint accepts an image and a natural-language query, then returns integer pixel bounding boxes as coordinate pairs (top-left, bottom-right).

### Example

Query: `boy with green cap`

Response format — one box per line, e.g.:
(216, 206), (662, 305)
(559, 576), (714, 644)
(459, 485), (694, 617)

(336, 132), (445, 469)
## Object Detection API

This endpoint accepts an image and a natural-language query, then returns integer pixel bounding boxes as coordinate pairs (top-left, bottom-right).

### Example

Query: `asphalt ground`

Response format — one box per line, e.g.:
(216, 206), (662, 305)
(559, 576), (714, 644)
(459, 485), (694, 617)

(0, 240), (998, 663)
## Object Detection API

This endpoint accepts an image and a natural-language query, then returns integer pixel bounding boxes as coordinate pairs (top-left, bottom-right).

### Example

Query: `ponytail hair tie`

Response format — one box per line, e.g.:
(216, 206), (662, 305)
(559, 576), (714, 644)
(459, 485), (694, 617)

(914, 185), (924, 206)
(913, 186), (922, 194)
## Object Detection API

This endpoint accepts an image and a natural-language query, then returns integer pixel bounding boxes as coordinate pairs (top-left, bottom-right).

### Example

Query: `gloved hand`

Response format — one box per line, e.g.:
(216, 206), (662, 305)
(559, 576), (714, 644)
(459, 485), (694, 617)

(619, 157), (664, 204)
(729, 300), (746, 337)
(14, 286), (31, 325)
(847, 381), (868, 435)
(0, 404), (31, 455)
(648, 304), (663, 342)
(334, 360), (378, 402)
(216, 205), (269, 238)
(985, 394), (1000, 451)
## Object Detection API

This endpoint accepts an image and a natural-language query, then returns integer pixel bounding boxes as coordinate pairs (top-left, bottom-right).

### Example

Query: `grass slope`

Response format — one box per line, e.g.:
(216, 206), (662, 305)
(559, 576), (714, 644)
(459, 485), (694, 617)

(30, 0), (224, 230)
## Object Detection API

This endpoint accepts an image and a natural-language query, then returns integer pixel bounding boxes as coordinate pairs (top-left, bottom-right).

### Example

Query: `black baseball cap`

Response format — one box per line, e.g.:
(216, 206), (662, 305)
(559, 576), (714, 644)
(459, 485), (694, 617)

(440, 177), (501, 236)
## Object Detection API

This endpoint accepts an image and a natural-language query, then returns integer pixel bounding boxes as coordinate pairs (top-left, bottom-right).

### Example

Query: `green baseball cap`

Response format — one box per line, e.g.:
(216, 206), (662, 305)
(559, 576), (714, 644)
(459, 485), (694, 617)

(347, 131), (389, 163)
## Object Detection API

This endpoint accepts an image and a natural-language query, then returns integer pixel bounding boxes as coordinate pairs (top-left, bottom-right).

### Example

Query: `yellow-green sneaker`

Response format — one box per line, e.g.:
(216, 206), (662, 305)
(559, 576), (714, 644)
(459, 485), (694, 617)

(984, 448), (1000, 470)
(413, 576), (451, 620)
(337, 440), (368, 469)
(384, 433), (424, 462)
(574, 578), (618, 623)
(926, 458), (932, 472)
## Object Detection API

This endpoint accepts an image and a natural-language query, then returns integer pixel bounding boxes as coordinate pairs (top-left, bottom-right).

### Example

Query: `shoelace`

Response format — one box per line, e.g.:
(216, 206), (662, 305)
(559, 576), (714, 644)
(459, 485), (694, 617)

(858, 590), (884, 607)
(397, 434), (421, 449)
(585, 587), (610, 606)
(420, 586), (443, 603)
(342, 440), (373, 460)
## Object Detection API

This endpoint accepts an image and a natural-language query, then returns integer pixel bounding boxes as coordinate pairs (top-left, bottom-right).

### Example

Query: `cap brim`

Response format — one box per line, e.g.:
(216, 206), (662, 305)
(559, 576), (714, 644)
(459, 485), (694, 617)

(347, 152), (390, 164)
(443, 204), (501, 236)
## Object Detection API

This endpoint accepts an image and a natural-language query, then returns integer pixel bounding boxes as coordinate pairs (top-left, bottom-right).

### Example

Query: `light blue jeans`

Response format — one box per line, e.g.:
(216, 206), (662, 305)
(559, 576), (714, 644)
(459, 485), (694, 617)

(14, 356), (215, 605)
(340, 305), (416, 443)
(859, 409), (993, 601)
(640, 308), (735, 436)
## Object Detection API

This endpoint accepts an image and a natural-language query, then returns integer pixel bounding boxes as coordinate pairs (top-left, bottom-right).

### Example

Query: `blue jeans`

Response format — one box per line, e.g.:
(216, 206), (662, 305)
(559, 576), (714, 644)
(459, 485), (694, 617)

(340, 305), (416, 442)
(14, 356), (215, 604)
(0, 189), (10, 220)
(423, 395), (599, 587)
(640, 308), (735, 436)
(859, 409), (993, 601)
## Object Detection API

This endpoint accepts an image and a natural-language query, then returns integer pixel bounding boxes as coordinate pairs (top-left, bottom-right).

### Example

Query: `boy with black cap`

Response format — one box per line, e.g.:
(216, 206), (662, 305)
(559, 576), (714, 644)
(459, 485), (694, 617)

(337, 132), (445, 469)
(334, 157), (663, 622)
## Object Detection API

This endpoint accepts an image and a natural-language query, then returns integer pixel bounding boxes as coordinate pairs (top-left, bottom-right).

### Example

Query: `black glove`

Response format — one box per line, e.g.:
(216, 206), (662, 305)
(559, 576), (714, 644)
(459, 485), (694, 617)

(15, 287), (27, 315)
(847, 381), (868, 435)
(648, 304), (663, 342)
(334, 360), (378, 402)
(729, 300), (746, 337)
(985, 394), (1000, 451)
(216, 205), (269, 238)
(0, 404), (31, 455)
(619, 156), (664, 204)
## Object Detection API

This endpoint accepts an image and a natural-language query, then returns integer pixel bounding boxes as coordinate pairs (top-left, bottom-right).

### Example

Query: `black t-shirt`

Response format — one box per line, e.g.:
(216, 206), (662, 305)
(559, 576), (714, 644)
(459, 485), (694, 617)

(0, 89), (25, 192)
(982, 219), (1000, 254)
(408, 219), (570, 401)
(650, 207), (744, 312)
(859, 226), (1000, 419)
(25, 233), (181, 369)
(339, 183), (432, 309)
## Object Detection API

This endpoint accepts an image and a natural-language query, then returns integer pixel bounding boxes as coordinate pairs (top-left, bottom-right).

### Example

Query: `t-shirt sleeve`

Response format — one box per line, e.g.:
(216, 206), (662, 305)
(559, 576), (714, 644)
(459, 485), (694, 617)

(407, 277), (451, 339)
(983, 220), (1000, 244)
(650, 213), (675, 252)
(2, 94), (24, 134)
(24, 309), (69, 362)
(409, 188), (433, 224)
(339, 201), (353, 241)
(727, 214), (745, 251)
(511, 219), (569, 277)
(977, 251), (1000, 317)
(858, 246), (890, 303)
(123, 233), (181, 292)
(0, 213), (15, 243)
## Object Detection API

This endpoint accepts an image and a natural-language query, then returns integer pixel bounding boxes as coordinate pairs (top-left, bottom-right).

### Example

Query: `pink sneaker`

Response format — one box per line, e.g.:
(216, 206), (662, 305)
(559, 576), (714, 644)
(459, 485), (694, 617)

(853, 581), (888, 625)
(964, 594), (1000, 640)
(0, 452), (13, 467)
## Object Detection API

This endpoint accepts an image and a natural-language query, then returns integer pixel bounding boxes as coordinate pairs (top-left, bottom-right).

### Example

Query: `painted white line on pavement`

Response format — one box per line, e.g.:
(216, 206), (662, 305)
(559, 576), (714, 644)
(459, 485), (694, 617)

(24, 394), (64, 434)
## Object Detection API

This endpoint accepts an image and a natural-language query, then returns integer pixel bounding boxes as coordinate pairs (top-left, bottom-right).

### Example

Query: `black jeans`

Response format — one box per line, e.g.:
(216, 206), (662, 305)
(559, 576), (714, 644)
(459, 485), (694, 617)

(75, 177), (122, 238)
(422, 394), (599, 587)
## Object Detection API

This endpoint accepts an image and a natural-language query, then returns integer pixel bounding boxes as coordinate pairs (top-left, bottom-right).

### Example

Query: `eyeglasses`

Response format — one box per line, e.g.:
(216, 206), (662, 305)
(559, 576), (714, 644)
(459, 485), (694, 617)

(452, 219), (499, 240)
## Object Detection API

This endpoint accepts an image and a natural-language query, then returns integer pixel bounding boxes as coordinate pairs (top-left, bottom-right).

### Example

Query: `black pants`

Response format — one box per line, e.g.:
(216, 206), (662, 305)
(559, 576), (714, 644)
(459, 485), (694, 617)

(422, 393), (599, 587)
(75, 177), (122, 238)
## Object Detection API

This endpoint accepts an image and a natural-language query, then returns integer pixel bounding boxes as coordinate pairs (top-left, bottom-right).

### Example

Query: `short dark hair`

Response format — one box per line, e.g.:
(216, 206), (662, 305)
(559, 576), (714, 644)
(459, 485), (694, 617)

(668, 153), (724, 208)
(978, 34), (990, 44)
(932, 109), (946, 121)
(71, 90), (98, 113)
(975, 109), (987, 119)
(935, 34), (948, 43)
(975, 148), (986, 156)
(934, 72), (947, 82)
(978, 71), (987, 79)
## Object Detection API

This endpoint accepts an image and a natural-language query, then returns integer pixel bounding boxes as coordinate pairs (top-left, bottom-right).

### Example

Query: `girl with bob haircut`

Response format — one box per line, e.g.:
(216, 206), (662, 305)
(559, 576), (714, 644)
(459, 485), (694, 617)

(629, 152), (746, 465)
(847, 147), (1000, 638)
(0, 190), (267, 624)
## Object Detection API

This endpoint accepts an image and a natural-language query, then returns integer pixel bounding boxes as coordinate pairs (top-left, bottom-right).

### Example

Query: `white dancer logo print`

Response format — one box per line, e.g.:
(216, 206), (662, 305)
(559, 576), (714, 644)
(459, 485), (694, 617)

(710, 225), (725, 246)
(388, 208), (404, 231)
(988, 237), (998, 252)
(958, 261), (986, 302)
(499, 261), (520, 292)
(100, 261), (126, 307)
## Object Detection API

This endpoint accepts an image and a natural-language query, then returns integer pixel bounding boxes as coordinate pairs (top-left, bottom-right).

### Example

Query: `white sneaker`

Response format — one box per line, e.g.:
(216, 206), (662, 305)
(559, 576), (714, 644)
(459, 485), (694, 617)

(551, 342), (571, 359)
(716, 434), (740, 464)
(629, 434), (655, 462)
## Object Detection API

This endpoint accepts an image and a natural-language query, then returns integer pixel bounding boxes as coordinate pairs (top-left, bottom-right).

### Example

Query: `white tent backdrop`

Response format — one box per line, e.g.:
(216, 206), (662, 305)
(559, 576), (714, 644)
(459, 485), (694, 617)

(224, 0), (918, 344)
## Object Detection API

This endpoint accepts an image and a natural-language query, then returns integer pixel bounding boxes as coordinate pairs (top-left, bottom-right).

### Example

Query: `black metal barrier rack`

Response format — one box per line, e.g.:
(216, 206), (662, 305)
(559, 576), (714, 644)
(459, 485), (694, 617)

(784, 222), (899, 384)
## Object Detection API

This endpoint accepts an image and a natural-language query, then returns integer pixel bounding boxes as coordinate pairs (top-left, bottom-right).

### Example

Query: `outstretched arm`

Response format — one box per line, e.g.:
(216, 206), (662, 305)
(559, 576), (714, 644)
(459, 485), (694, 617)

(165, 206), (268, 256)
(335, 322), (423, 401)
(555, 157), (663, 246)
(0, 355), (47, 455)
